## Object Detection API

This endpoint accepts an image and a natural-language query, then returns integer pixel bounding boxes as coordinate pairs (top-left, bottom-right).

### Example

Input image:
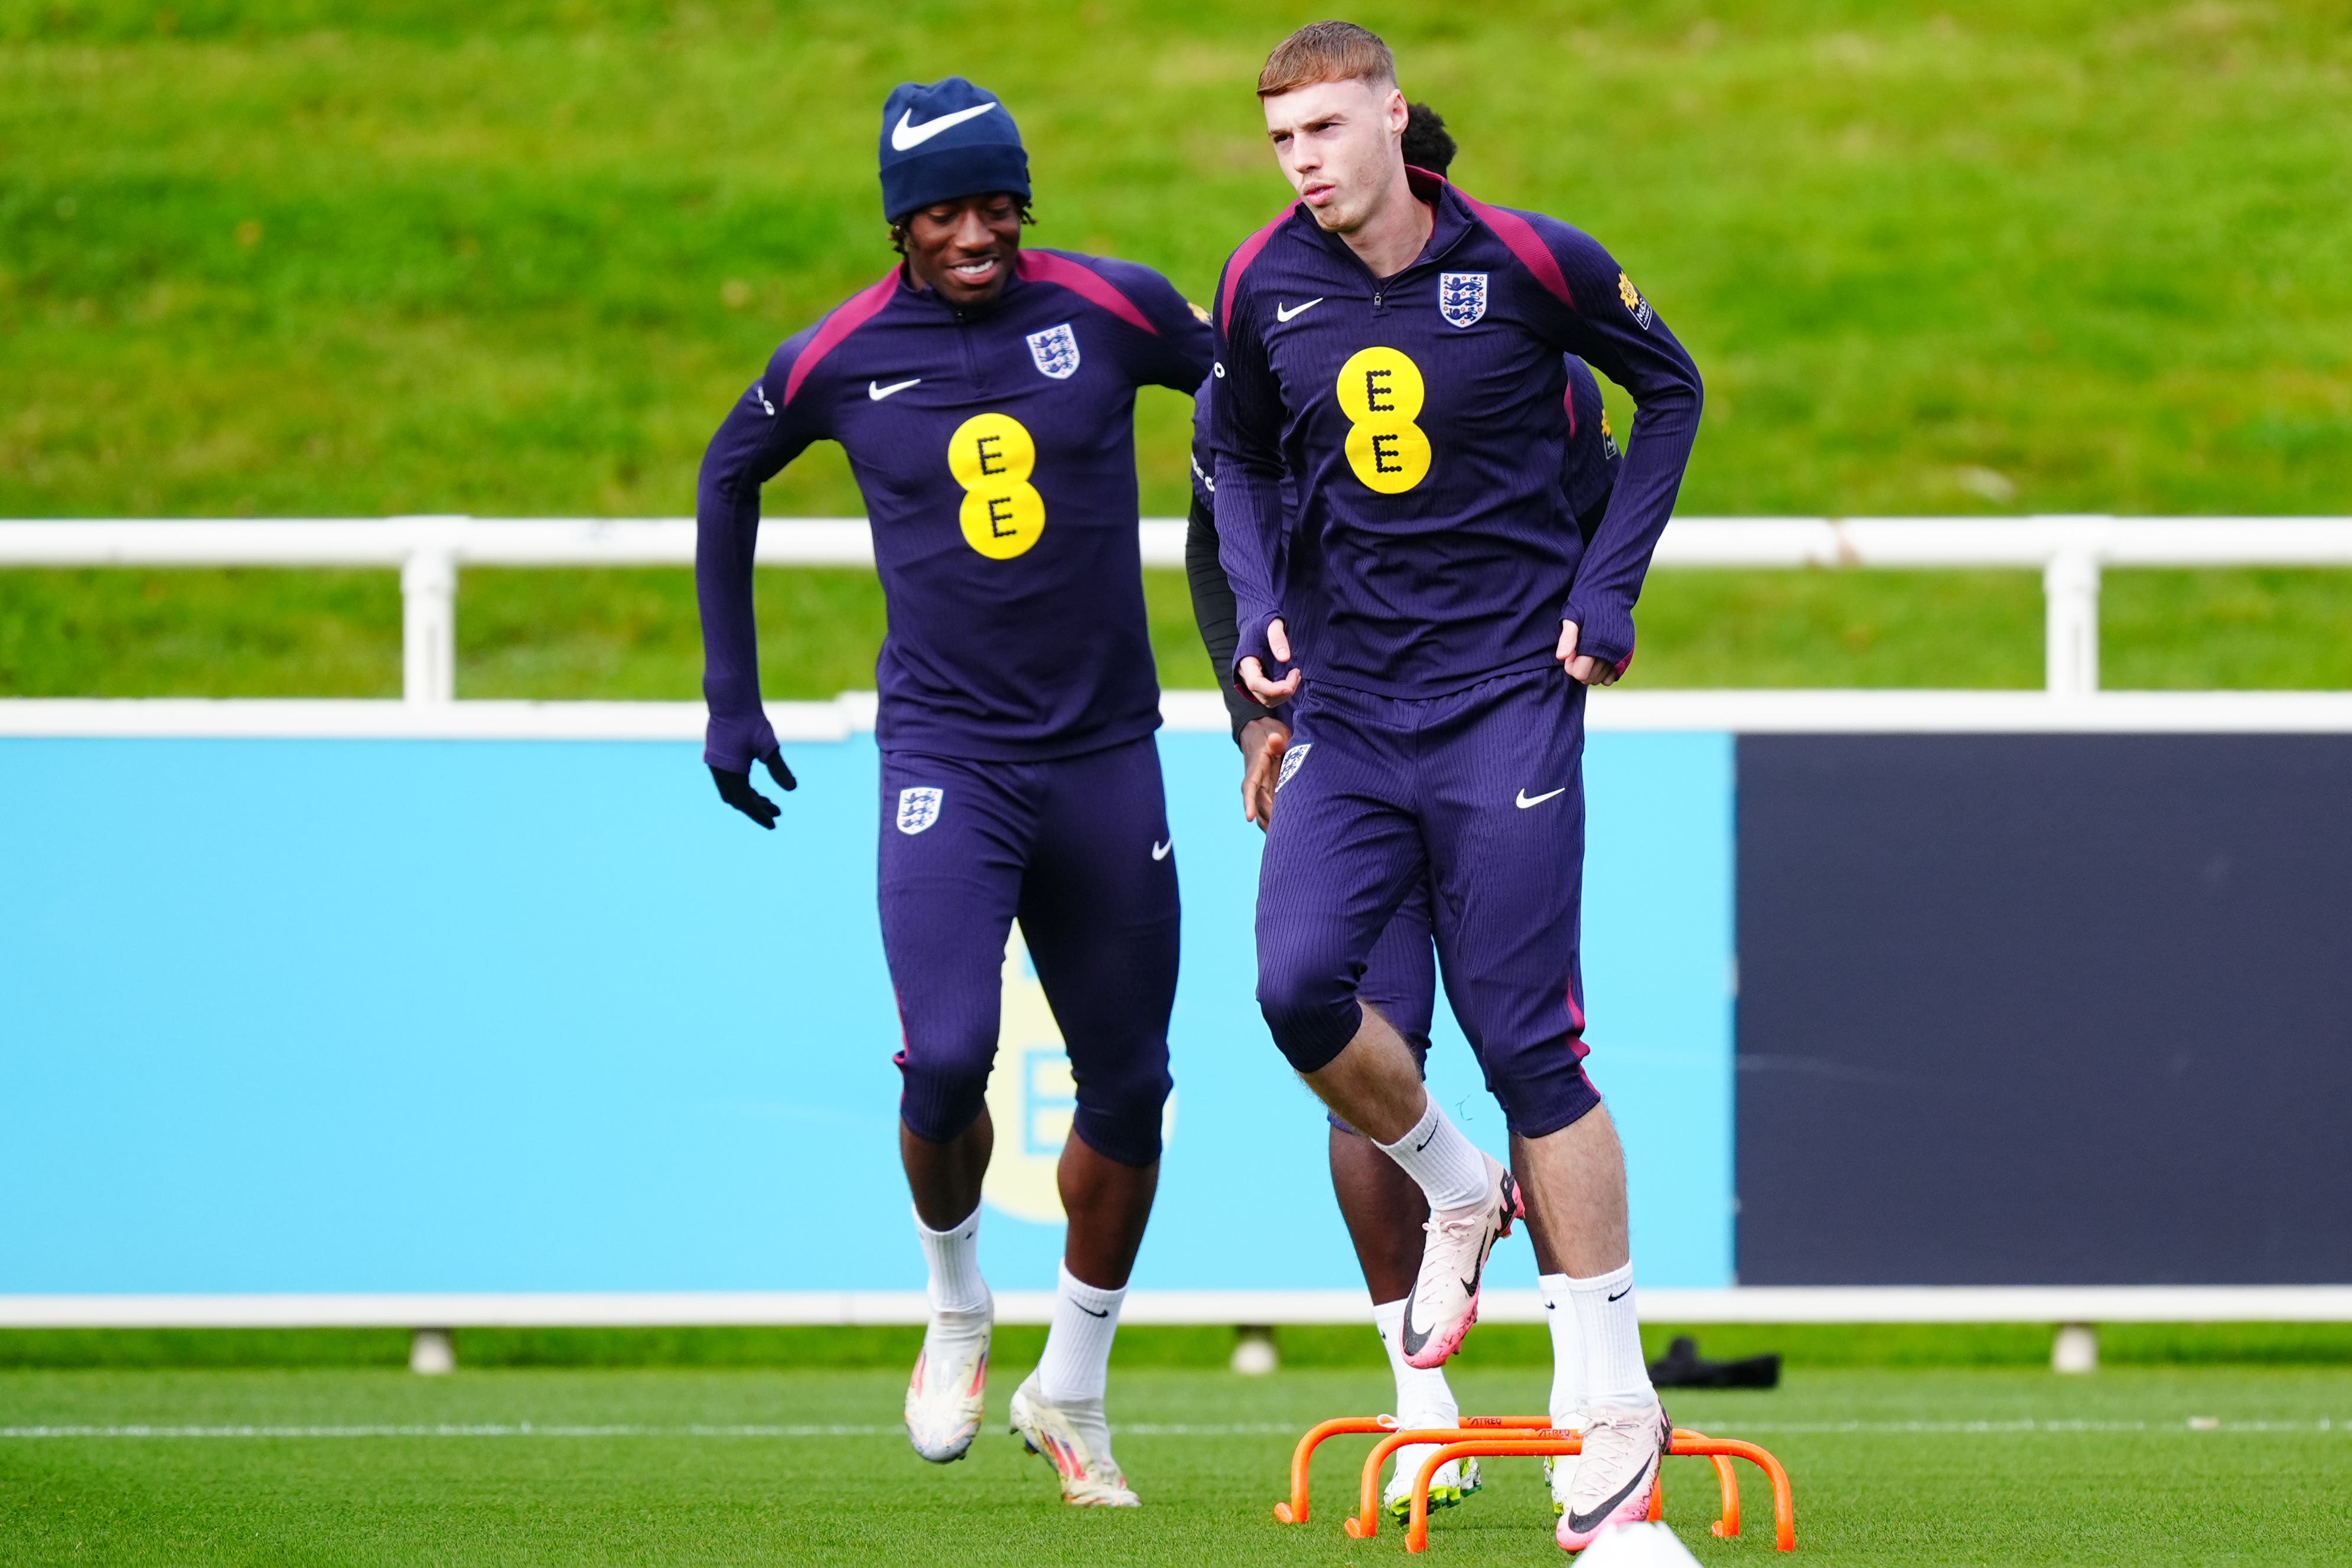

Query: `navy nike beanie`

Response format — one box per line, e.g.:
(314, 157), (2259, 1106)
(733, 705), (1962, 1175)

(879, 77), (1030, 222)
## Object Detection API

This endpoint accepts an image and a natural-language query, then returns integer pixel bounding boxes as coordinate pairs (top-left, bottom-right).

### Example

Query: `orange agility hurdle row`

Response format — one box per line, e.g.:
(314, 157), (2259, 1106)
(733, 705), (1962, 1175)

(1273, 1415), (1795, 1553)
(1398, 1429), (1794, 1553)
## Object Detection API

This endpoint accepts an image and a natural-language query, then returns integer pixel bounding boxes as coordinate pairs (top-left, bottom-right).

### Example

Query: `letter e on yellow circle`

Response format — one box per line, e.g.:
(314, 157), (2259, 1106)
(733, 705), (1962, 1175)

(947, 412), (1045, 559)
(1335, 346), (1431, 493)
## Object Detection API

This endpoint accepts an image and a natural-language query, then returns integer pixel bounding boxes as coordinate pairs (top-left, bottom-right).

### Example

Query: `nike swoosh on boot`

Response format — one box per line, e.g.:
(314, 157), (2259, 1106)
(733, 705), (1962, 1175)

(1398, 1287), (1435, 1361)
(1564, 1456), (1653, 1537)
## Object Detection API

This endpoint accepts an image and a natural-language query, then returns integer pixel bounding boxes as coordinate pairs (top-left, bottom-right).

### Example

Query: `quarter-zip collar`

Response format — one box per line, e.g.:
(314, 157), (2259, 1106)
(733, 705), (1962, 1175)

(894, 255), (1027, 325)
(1291, 167), (1475, 312)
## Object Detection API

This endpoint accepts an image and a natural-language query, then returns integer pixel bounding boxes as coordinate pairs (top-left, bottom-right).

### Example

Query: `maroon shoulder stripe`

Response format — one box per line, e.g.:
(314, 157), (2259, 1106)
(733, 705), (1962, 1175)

(783, 269), (900, 407)
(1218, 204), (1299, 333)
(1459, 193), (1575, 308)
(1015, 251), (1158, 335)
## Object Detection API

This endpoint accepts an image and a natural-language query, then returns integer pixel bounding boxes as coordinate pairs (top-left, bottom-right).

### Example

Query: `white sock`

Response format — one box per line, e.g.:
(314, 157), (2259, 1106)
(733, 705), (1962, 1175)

(1374, 1296), (1460, 1485)
(914, 1203), (989, 1315)
(1376, 1099), (1489, 1212)
(1539, 1273), (1587, 1430)
(1566, 1261), (1654, 1407)
(1036, 1262), (1126, 1405)
(1373, 1297), (1460, 1427)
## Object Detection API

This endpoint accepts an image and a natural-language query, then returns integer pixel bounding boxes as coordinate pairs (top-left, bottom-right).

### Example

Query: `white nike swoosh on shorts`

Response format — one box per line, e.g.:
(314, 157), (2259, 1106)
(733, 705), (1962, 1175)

(1151, 839), (1171, 860)
(1275, 298), (1324, 322)
(890, 102), (998, 151)
(1516, 787), (1568, 809)
(869, 379), (921, 401)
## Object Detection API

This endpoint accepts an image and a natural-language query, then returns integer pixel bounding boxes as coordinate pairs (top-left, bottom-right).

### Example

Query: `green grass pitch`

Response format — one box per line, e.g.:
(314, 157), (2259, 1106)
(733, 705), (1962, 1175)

(4, 2), (2351, 699)
(5, 1357), (2347, 1566)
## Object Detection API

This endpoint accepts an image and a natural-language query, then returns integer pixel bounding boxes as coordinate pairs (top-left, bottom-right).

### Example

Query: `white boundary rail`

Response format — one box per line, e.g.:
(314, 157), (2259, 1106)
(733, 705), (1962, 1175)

(14, 688), (2352, 740)
(5, 1286), (2347, 1329)
(6, 514), (2352, 702)
(13, 688), (2352, 740)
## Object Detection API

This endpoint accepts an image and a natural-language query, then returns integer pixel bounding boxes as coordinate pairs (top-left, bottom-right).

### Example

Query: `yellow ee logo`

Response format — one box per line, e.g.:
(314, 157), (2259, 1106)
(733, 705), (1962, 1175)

(947, 412), (1045, 559)
(1336, 345), (1431, 494)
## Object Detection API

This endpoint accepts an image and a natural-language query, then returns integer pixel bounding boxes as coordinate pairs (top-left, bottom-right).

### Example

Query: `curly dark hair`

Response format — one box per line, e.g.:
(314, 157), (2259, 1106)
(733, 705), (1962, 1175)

(1402, 101), (1457, 178)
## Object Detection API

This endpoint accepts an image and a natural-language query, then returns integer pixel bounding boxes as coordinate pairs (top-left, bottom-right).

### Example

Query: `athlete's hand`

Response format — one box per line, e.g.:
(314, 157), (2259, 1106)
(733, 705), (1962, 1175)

(1240, 618), (1304, 705)
(1557, 620), (1624, 687)
(710, 749), (798, 829)
(1239, 716), (1291, 830)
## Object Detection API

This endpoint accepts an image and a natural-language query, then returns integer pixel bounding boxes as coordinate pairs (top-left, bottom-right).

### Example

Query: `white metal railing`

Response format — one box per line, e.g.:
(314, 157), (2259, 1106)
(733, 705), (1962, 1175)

(4, 514), (2351, 703)
(5, 1284), (2346, 1328)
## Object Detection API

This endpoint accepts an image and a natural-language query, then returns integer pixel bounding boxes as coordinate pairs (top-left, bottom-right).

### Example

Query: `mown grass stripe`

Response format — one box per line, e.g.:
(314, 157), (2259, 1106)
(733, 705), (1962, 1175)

(4, 1417), (2340, 1439)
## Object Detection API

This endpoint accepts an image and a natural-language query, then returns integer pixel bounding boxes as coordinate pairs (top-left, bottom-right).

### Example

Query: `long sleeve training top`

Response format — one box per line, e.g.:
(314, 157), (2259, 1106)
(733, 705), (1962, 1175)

(1210, 169), (1701, 696)
(1184, 354), (1621, 741)
(696, 250), (1214, 768)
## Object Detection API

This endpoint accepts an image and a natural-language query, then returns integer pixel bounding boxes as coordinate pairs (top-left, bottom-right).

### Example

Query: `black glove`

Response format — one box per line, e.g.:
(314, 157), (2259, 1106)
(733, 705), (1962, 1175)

(710, 749), (797, 829)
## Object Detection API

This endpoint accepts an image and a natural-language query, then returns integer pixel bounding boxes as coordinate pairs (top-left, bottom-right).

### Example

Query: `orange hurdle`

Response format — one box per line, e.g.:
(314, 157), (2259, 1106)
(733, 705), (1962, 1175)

(1399, 1427), (1796, 1553)
(1676, 1433), (1793, 1550)
(1341, 1423), (1563, 1538)
(1272, 1414), (1549, 1525)
(1272, 1416), (1392, 1524)
(1352, 1432), (1714, 1541)
(1329, 1422), (1729, 1543)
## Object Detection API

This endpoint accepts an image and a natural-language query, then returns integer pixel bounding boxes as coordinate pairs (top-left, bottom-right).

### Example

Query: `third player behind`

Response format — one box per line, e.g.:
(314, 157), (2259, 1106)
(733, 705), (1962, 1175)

(1211, 23), (1703, 1551)
(1185, 99), (1625, 1524)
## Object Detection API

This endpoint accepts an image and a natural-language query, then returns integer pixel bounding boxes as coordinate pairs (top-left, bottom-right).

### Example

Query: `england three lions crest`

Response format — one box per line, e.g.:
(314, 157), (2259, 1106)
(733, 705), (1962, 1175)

(1275, 742), (1312, 792)
(1026, 322), (1081, 380)
(1438, 272), (1487, 328)
(896, 786), (944, 834)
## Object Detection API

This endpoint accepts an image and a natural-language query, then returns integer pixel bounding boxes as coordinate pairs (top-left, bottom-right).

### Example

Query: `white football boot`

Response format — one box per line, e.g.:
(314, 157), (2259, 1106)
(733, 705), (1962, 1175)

(1009, 1372), (1140, 1507)
(902, 1298), (991, 1463)
(1385, 1453), (1483, 1521)
(1399, 1152), (1523, 1369)
(1556, 1397), (1669, 1551)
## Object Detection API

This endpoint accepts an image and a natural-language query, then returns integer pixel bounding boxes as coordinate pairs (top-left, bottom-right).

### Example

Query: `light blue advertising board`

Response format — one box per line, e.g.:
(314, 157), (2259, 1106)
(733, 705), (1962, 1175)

(0, 730), (1732, 1295)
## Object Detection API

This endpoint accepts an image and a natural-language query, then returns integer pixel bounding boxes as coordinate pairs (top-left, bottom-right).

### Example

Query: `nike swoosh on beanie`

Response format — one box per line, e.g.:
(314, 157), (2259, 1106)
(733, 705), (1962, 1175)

(878, 76), (1030, 221)
(891, 101), (996, 151)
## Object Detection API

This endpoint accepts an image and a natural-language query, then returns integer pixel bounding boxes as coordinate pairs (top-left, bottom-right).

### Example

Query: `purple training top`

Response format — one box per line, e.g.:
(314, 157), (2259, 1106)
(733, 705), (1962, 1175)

(1190, 348), (1620, 532)
(696, 249), (1214, 769)
(1210, 170), (1702, 695)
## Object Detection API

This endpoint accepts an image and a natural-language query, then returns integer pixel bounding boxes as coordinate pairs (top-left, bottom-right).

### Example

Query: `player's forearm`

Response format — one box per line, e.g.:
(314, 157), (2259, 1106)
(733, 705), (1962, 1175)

(1211, 457), (1288, 679)
(694, 464), (777, 771)
(1184, 490), (1282, 741)
(1571, 478), (1616, 552)
(1563, 369), (1701, 667)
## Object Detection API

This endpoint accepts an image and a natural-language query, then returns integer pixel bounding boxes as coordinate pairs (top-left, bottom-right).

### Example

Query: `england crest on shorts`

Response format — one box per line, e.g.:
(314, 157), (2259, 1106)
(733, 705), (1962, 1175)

(1438, 272), (1488, 328)
(896, 785), (944, 834)
(1275, 742), (1312, 792)
(1026, 322), (1081, 380)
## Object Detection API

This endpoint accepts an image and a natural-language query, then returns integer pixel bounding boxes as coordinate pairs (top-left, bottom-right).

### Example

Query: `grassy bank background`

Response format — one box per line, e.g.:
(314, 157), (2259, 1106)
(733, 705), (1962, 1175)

(3, 0), (2348, 695)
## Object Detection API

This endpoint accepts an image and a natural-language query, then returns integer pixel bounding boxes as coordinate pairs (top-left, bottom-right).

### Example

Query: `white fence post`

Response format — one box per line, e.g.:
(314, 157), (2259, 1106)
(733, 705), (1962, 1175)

(400, 531), (460, 706)
(2042, 546), (2102, 696)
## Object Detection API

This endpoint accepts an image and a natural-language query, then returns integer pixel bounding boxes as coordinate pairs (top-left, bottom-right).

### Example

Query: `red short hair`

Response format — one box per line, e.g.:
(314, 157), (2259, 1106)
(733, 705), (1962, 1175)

(1256, 20), (1396, 99)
